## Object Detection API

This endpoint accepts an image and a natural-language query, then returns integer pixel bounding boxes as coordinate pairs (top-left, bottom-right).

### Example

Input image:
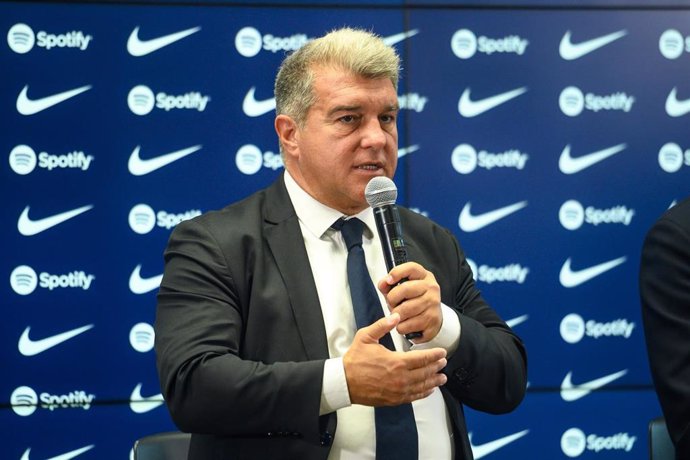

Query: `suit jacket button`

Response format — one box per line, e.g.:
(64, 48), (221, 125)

(454, 368), (470, 381)
(320, 432), (333, 446)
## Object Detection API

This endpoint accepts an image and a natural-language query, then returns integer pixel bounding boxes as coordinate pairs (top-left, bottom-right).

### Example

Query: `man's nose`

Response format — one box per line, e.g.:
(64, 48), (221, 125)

(360, 117), (387, 149)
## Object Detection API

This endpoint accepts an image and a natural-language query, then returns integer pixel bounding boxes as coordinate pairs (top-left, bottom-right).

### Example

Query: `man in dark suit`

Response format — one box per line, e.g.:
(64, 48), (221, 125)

(640, 196), (690, 459)
(155, 28), (527, 459)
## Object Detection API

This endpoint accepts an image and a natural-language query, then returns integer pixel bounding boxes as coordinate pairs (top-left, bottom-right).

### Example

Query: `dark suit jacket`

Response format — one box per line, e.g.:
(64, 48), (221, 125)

(640, 196), (690, 459)
(155, 175), (527, 460)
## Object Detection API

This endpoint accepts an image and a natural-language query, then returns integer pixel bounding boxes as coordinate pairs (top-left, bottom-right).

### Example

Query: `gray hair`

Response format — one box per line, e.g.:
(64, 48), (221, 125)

(274, 27), (400, 127)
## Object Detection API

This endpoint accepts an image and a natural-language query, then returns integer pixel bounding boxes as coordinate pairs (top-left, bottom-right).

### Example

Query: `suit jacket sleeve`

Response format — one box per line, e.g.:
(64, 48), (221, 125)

(154, 213), (328, 445)
(640, 205), (690, 456)
(403, 211), (527, 414)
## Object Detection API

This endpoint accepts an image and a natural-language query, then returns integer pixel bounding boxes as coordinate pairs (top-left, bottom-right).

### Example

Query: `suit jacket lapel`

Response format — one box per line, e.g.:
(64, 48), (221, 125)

(263, 175), (330, 361)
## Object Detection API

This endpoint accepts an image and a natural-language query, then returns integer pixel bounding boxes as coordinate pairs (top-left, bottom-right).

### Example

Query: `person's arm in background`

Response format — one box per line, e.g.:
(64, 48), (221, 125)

(640, 209), (690, 457)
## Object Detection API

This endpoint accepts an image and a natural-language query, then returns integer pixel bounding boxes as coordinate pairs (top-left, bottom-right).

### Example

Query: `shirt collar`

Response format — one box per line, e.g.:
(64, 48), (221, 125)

(283, 171), (375, 239)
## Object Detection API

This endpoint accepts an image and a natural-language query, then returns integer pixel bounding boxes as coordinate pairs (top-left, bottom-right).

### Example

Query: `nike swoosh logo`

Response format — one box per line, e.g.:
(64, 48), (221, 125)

(16, 85), (92, 115)
(398, 145), (420, 158)
(665, 87), (690, 117)
(18, 324), (94, 356)
(559, 256), (627, 288)
(129, 264), (163, 294)
(459, 201), (528, 232)
(128, 145), (202, 176)
(558, 143), (627, 174)
(559, 29), (627, 60)
(458, 87), (527, 118)
(470, 429), (529, 459)
(243, 87), (275, 117)
(506, 314), (529, 329)
(18, 204), (94, 236)
(21, 445), (94, 460)
(382, 29), (419, 46)
(127, 26), (201, 57)
(560, 369), (628, 401)
(130, 383), (165, 413)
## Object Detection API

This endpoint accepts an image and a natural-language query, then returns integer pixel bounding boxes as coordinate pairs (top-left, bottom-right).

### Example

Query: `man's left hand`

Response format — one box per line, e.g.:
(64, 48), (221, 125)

(378, 262), (442, 343)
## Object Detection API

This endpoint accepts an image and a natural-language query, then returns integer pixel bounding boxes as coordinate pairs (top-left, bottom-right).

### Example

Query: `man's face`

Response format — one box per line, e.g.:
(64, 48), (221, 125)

(280, 66), (399, 215)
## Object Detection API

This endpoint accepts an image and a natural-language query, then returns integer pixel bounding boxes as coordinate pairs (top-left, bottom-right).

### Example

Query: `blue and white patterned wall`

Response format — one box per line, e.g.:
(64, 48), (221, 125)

(2, 1), (689, 458)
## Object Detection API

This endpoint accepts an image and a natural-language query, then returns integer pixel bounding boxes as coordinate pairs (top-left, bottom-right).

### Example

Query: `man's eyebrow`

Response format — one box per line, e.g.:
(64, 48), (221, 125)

(327, 104), (399, 117)
(327, 105), (362, 116)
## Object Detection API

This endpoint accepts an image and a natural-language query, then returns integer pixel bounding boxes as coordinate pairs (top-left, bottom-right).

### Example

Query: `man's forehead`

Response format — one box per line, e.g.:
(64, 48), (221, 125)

(311, 64), (395, 87)
(312, 69), (396, 105)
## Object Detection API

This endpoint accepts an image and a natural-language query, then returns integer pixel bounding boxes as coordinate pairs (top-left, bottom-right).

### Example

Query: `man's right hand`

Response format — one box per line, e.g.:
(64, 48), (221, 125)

(342, 313), (448, 407)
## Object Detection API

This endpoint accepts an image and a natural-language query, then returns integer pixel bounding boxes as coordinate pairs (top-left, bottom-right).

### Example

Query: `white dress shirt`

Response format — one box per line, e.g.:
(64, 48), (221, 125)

(284, 171), (460, 460)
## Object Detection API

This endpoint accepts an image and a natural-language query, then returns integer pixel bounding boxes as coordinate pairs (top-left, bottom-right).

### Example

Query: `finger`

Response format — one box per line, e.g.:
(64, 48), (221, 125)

(407, 356), (447, 377)
(403, 361), (448, 399)
(413, 388), (437, 401)
(377, 263), (424, 293)
(386, 262), (427, 284)
(434, 358), (448, 374)
(396, 297), (440, 323)
(381, 280), (417, 309)
(403, 348), (447, 370)
(417, 373), (448, 397)
(396, 315), (428, 337)
(357, 312), (401, 344)
(377, 276), (394, 296)
(387, 278), (439, 311)
(389, 290), (426, 317)
(408, 366), (448, 394)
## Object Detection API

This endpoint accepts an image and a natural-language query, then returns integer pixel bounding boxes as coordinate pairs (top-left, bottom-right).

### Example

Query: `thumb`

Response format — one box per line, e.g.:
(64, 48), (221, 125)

(358, 313), (400, 344)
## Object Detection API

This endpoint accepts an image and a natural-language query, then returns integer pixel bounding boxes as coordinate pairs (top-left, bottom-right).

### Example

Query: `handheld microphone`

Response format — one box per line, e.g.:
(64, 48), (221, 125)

(365, 176), (423, 340)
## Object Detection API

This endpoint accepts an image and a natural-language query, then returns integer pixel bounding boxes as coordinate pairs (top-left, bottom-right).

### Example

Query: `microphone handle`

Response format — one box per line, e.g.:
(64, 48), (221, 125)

(373, 205), (423, 341)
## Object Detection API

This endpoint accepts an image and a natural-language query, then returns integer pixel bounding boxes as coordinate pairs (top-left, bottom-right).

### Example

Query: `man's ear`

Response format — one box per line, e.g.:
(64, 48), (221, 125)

(275, 114), (299, 158)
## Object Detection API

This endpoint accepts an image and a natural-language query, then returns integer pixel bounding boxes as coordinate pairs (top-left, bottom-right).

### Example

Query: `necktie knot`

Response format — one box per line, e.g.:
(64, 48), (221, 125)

(333, 217), (365, 251)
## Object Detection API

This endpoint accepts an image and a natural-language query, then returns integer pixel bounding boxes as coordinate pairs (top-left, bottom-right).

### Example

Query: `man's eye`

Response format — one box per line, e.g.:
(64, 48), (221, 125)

(380, 114), (396, 123)
(340, 115), (356, 123)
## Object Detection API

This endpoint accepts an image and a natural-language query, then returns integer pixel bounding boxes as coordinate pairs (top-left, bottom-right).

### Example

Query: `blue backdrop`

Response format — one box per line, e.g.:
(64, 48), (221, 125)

(3, 1), (689, 458)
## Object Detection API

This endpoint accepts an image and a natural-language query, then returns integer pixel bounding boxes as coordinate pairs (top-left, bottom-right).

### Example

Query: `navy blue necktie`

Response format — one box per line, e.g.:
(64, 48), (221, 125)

(333, 217), (418, 459)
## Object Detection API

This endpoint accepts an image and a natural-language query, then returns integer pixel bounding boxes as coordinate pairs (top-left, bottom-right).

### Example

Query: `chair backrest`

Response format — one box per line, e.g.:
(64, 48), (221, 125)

(649, 417), (675, 460)
(133, 431), (191, 460)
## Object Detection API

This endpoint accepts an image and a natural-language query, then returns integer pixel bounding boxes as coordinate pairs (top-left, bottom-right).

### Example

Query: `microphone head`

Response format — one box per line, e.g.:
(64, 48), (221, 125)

(365, 176), (397, 207)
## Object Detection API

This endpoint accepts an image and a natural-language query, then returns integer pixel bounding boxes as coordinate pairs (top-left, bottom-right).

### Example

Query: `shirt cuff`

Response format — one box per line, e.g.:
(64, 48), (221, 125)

(320, 357), (351, 415)
(410, 302), (461, 356)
